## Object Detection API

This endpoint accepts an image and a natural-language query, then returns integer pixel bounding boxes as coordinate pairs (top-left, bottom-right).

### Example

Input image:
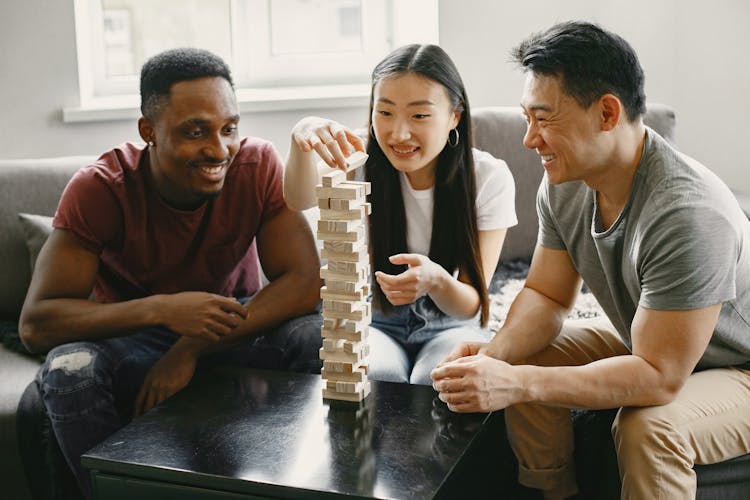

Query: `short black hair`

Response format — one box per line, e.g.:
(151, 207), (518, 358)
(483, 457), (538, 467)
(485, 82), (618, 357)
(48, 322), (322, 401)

(512, 21), (646, 121)
(140, 48), (234, 120)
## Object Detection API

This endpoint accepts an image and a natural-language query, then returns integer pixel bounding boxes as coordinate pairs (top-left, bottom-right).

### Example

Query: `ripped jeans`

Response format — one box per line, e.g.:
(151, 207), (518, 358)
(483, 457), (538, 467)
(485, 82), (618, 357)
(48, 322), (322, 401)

(368, 296), (490, 385)
(35, 310), (322, 499)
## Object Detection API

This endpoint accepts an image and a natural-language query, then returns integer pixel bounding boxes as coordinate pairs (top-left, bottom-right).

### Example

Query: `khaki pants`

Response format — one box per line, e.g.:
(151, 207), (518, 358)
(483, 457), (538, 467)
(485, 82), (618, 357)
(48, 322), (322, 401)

(505, 317), (750, 499)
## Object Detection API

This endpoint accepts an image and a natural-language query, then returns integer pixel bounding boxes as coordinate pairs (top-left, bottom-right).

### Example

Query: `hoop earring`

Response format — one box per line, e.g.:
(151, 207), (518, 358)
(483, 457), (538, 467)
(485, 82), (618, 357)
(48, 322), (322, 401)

(447, 128), (459, 148)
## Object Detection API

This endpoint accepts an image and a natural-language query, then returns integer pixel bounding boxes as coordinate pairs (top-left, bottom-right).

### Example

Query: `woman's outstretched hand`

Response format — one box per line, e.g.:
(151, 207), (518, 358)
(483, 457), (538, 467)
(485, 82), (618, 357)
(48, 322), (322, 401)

(291, 116), (365, 171)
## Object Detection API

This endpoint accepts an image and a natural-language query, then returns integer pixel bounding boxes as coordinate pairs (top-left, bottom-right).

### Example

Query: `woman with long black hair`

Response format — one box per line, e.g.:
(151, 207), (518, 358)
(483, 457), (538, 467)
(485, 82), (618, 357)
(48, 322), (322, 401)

(284, 44), (516, 384)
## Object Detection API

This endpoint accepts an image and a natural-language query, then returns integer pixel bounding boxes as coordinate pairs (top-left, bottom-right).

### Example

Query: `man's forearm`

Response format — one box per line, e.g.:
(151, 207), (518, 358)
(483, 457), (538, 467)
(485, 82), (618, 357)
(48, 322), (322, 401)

(488, 286), (571, 363)
(519, 354), (677, 409)
(20, 296), (162, 353)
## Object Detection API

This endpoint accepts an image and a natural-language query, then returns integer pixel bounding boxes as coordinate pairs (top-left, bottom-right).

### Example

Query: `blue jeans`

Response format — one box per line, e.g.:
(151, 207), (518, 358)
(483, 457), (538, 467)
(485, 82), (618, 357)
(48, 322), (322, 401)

(35, 309), (322, 499)
(368, 296), (490, 385)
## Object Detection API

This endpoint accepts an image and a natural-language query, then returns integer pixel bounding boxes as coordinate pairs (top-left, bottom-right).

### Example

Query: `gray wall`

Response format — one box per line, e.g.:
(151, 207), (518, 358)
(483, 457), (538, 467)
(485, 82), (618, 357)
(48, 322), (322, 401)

(1, 0), (748, 190)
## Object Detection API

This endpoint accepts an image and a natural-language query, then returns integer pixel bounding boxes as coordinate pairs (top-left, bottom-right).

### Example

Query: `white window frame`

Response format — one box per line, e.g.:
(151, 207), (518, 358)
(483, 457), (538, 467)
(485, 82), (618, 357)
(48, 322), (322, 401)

(65, 0), (439, 123)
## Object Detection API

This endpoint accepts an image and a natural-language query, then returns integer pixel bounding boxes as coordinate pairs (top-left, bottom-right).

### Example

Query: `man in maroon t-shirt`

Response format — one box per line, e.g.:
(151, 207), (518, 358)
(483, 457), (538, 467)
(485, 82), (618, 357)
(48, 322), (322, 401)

(19, 48), (322, 498)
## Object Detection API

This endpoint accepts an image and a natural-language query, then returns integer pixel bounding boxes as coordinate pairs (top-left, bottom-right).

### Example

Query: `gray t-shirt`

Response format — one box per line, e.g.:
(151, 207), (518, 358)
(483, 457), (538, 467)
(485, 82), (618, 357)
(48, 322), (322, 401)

(537, 127), (750, 369)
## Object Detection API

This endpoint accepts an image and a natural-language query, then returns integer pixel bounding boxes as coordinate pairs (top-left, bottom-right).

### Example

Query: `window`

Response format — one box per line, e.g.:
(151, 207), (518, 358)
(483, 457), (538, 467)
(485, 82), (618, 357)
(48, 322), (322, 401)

(67, 0), (438, 122)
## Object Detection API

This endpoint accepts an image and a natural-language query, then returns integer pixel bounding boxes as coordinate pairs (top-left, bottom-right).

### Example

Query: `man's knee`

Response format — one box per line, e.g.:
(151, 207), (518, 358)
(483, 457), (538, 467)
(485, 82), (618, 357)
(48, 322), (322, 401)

(612, 406), (685, 459)
(37, 343), (112, 422)
(272, 313), (323, 373)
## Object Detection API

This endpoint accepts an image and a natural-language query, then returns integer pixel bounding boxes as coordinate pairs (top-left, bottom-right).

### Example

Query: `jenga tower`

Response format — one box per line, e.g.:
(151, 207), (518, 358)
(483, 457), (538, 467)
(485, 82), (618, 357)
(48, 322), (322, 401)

(316, 152), (372, 402)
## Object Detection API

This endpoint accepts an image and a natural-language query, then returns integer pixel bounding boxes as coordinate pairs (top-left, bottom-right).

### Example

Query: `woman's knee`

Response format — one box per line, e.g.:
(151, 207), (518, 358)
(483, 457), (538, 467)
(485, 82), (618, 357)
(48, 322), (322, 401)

(367, 330), (410, 383)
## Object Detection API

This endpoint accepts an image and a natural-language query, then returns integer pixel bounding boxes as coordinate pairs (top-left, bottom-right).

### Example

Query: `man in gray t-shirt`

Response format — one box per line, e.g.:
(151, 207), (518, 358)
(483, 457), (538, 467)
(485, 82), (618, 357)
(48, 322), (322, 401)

(431, 21), (750, 499)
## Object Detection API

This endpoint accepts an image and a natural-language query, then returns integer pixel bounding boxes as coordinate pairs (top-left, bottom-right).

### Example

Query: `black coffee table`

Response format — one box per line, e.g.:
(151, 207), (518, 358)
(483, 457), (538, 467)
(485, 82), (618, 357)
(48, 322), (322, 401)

(82, 367), (507, 499)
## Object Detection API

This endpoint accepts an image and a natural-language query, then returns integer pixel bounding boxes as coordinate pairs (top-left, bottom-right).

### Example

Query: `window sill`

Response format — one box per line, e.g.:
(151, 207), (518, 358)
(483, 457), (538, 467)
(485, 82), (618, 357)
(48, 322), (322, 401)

(62, 83), (371, 123)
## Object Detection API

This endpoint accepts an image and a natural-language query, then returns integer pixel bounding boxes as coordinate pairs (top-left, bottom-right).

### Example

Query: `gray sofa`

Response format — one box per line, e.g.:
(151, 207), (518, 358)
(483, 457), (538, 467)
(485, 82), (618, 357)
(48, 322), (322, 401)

(0, 156), (97, 499)
(1, 106), (747, 498)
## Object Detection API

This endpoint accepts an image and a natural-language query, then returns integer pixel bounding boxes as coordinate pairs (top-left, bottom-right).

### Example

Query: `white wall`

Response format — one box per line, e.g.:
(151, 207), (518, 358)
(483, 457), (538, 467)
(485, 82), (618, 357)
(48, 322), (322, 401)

(0, 0), (364, 162)
(439, 0), (750, 189)
(2, 0), (749, 189)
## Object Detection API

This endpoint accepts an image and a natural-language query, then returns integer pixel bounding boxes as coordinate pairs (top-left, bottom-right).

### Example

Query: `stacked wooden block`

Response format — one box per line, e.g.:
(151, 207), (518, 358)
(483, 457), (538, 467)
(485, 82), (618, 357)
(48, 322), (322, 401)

(316, 152), (372, 402)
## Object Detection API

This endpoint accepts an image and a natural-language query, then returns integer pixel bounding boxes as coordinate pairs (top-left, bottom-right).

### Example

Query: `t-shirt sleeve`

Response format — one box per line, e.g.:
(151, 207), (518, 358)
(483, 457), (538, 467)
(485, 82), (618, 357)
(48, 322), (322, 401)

(53, 166), (123, 254)
(536, 177), (566, 250)
(639, 204), (737, 310)
(473, 150), (518, 230)
(258, 142), (288, 223)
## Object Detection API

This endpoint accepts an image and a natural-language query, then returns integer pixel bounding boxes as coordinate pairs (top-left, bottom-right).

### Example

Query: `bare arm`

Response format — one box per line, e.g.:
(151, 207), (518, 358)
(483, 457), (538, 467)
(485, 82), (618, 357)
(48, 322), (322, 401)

(522, 304), (719, 407)
(19, 230), (247, 353)
(433, 303), (720, 412)
(284, 116), (365, 211)
(484, 244), (583, 362)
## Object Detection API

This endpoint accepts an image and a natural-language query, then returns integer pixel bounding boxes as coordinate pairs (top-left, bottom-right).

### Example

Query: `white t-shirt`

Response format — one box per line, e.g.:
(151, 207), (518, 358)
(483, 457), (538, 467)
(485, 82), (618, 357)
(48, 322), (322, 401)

(400, 148), (517, 256)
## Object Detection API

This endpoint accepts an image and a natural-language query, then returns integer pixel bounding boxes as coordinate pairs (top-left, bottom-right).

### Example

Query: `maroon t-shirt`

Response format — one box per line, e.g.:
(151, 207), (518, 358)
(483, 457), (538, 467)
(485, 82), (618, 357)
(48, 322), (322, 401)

(53, 137), (286, 303)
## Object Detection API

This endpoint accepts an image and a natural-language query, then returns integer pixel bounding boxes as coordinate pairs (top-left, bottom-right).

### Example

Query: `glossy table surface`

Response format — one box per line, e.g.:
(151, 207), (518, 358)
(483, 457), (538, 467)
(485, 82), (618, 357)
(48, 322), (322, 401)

(82, 367), (493, 499)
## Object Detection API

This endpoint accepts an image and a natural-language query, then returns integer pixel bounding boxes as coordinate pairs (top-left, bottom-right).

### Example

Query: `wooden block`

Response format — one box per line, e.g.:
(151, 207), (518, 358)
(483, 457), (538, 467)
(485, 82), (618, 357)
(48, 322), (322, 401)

(343, 151), (368, 172)
(316, 225), (364, 242)
(322, 359), (364, 374)
(342, 340), (365, 355)
(322, 338), (345, 351)
(320, 205), (368, 221)
(321, 365), (367, 382)
(320, 285), (367, 302)
(315, 183), (365, 201)
(323, 240), (364, 254)
(316, 151), (368, 174)
(322, 300), (368, 318)
(320, 248), (368, 264)
(322, 169), (346, 187)
(322, 299), (365, 315)
(364, 202), (372, 215)
(329, 198), (365, 211)
(320, 265), (368, 283)
(325, 380), (363, 394)
(323, 318), (368, 333)
(322, 299), (354, 314)
(324, 279), (367, 294)
(317, 219), (362, 234)
(327, 260), (369, 275)
(322, 301), (371, 322)
(321, 323), (369, 342)
(322, 380), (371, 402)
(345, 180), (371, 195)
(319, 346), (367, 363)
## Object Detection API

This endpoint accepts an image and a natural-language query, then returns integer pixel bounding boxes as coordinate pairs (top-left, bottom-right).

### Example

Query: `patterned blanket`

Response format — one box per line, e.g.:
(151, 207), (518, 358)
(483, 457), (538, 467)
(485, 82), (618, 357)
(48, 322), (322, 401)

(488, 259), (603, 332)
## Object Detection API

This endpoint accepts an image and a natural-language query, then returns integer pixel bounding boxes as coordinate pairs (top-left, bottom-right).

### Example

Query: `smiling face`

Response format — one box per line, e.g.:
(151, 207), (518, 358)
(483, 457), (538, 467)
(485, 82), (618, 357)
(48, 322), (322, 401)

(520, 72), (607, 185)
(371, 73), (460, 189)
(139, 76), (240, 209)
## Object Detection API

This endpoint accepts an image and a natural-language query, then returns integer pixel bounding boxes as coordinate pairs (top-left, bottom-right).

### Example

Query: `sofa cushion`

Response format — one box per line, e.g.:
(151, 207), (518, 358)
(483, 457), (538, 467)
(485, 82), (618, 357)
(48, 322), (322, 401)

(0, 156), (96, 321)
(17, 213), (53, 275)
